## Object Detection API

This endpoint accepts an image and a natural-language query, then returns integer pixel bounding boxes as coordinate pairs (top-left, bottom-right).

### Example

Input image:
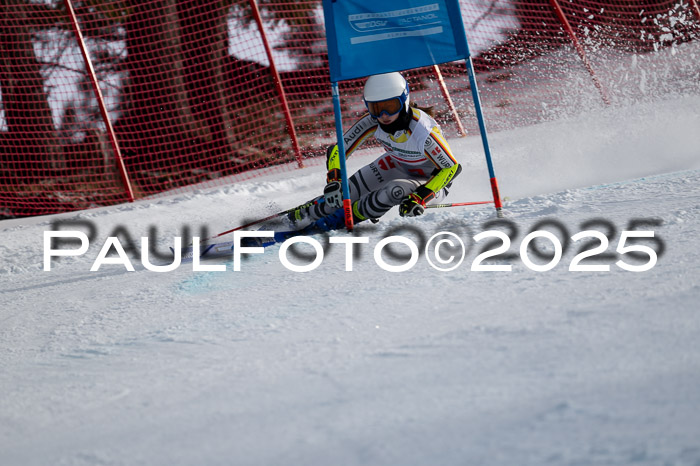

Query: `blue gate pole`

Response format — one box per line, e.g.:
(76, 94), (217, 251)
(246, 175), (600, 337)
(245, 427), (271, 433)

(464, 56), (504, 218)
(331, 82), (354, 230)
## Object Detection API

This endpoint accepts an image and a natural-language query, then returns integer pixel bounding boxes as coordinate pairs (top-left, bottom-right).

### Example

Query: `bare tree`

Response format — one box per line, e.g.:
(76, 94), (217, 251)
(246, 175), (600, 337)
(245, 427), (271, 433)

(0, 0), (62, 181)
(178, 0), (238, 164)
(118, 0), (207, 177)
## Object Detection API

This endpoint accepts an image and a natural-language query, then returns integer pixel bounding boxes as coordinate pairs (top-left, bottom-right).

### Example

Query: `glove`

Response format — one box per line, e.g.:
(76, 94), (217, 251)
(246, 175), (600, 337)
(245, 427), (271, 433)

(399, 187), (435, 217)
(324, 168), (343, 208)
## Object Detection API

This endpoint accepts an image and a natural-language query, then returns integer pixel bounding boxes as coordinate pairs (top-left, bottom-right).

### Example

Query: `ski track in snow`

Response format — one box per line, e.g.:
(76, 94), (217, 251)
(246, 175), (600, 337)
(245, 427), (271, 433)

(1, 94), (700, 464)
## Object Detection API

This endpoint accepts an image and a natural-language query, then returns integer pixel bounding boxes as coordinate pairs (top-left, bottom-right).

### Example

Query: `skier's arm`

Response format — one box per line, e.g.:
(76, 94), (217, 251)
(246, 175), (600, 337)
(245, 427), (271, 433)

(324, 115), (378, 208)
(422, 125), (461, 193)
(326, 114), (378, 179)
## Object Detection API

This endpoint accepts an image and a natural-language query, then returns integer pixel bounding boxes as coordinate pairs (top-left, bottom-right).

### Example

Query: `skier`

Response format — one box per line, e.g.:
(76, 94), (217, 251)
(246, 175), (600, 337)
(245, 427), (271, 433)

(287, 71), (461, 232)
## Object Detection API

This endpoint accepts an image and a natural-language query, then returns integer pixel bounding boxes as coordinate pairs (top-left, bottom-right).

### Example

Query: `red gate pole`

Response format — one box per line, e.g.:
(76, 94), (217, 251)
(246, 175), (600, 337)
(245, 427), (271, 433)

(63, 0), (135, 202)
(249, 0), (304, 169)
(549, 0), (611, 105)
(433, 65), (466, 137)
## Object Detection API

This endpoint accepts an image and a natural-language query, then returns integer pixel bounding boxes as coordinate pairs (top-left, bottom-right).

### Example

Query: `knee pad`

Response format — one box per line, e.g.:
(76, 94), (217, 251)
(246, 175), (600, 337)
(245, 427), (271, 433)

(383, 179), (421, 204)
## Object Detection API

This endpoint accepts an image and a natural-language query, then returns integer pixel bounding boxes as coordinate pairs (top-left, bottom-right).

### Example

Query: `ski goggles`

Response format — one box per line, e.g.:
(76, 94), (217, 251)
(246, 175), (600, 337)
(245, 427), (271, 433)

(365, 97), (404, 118)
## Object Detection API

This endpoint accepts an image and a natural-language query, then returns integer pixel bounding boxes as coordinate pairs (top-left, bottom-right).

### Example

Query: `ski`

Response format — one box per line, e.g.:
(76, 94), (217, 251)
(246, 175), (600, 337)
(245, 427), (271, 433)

(177, 225), (326, 262)
(179, 240), (236, 262)
(176, 197), (501, 261)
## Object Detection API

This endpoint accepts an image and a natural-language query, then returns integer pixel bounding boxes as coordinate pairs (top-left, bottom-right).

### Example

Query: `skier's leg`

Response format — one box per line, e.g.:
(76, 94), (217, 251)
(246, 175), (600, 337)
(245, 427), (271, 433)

(288, 154), (444, 229)
(351, 178), (422, 221)
(287, 155), (390, 228)
(348, 157), (433, 221)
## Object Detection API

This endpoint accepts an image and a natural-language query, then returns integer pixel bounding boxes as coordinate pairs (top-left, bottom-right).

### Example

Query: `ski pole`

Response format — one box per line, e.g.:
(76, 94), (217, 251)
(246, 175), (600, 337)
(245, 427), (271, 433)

(187, 207), (298, 246)
(210, 208), (296, 238)
(194, 197), (326, 244)
(426, 200), (495, 209)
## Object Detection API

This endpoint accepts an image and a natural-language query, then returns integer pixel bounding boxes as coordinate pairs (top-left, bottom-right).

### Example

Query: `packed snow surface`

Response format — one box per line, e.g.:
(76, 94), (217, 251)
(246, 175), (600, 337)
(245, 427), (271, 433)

(1, 93), (700, 464)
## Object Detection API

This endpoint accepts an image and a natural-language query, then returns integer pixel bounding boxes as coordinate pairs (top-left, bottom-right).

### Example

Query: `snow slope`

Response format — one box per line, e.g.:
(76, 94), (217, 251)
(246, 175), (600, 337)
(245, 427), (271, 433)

(1, 94), (700, 464)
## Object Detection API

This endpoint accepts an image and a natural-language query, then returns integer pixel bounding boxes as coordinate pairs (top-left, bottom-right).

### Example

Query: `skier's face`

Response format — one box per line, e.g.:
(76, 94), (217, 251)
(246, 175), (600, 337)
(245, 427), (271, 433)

(377, 112), (400, 125)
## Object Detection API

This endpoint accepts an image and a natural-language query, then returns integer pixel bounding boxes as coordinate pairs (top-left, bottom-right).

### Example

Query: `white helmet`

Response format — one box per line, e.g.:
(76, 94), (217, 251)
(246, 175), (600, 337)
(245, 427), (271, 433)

(363, 72), (410, 118)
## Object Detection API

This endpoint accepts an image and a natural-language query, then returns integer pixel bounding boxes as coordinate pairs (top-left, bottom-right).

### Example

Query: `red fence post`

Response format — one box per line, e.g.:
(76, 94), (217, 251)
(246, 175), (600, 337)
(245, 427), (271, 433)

(249, 0), (304, 169)
(62, 0), (135, 202)
(549, 0), (611, 105)
(690, 0), (700, 22)
(433, 65), (466, 137)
